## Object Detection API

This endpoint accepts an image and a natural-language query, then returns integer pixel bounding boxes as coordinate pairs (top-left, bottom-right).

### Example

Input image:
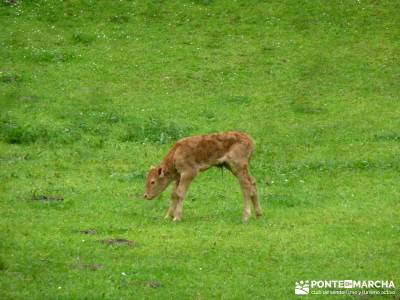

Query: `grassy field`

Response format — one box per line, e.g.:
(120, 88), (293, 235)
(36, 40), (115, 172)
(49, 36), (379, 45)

(1, 0), (399, 299)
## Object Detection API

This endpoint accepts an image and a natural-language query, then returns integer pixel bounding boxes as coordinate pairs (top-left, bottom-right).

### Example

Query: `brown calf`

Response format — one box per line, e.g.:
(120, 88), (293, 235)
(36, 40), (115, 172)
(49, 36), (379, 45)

(144, 131), (262, 221)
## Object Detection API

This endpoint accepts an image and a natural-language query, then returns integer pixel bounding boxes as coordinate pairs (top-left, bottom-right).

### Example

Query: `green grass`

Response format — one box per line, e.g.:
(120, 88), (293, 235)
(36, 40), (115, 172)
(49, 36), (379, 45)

(1, 0), (399, 299)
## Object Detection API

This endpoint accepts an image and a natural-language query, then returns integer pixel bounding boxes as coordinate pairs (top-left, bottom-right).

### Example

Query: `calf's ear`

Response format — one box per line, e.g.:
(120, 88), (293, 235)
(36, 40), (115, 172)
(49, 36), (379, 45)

(158, 167), (164, 178)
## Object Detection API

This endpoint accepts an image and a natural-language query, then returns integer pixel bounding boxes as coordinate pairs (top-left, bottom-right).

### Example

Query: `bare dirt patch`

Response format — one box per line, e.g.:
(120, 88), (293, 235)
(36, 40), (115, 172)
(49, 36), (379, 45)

(80, 229), (97, 235)
(130, 279), (162, 288)
(99, 238), (136, 247)
(31, 194), (64, 201)
(147, 280), (162, 288)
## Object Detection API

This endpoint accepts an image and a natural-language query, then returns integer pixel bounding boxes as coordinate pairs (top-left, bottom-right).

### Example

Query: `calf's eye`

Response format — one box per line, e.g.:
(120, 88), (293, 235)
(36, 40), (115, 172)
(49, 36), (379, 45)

(151, 181), (155, 185)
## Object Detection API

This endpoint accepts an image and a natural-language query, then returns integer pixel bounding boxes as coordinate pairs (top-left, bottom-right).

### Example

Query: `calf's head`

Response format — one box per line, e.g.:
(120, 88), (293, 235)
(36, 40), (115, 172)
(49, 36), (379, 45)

(144, 166), (170, 200)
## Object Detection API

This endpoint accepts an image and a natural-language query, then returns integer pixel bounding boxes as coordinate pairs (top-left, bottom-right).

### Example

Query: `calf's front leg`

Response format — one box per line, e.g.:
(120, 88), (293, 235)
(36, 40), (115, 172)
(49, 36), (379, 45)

(165, 180), (179, 219)
(173, 171), (196, 222)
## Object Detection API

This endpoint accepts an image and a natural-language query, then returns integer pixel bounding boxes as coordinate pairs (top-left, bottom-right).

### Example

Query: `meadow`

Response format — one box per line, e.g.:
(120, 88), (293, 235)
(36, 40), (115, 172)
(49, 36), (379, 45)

(0, 0), (399, 299)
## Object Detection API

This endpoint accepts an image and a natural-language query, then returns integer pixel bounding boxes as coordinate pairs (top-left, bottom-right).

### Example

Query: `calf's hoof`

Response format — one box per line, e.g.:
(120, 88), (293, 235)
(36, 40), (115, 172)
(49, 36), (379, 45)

(172, 217), (181, 222)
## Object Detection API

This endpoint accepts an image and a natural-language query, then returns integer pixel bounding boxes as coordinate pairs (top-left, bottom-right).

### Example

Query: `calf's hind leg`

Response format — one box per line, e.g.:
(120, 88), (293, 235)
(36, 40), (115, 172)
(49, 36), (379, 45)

(227, 161), (262, 221)
(249, 175), (262, 218)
